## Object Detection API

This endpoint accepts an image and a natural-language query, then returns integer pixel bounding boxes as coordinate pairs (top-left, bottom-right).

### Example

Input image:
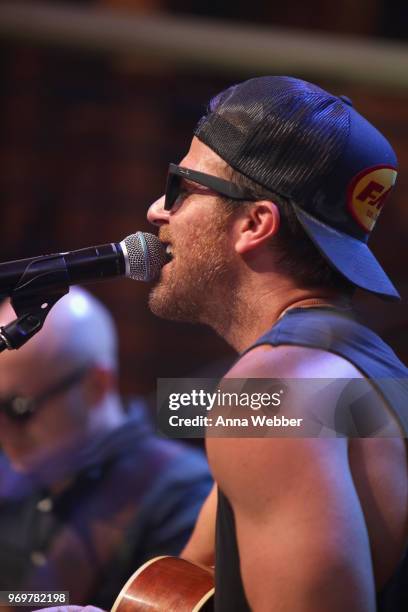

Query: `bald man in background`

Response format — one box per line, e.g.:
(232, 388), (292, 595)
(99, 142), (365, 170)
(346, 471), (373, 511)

(0, 289), (212, 610)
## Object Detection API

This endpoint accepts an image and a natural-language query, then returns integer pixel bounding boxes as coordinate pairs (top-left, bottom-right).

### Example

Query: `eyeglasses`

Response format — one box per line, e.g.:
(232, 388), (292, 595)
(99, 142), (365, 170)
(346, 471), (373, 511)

(164, 163), (257, 211)
(0, 366), (89, 421)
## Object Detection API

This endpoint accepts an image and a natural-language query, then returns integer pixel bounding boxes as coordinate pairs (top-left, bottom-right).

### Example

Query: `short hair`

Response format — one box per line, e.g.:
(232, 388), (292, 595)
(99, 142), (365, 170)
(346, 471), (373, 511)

(224, 165), (355, 296)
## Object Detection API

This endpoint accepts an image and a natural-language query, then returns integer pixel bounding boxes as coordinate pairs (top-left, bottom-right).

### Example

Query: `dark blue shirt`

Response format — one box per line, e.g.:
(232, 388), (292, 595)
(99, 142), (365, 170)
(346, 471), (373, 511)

(0, 401), (212, 609)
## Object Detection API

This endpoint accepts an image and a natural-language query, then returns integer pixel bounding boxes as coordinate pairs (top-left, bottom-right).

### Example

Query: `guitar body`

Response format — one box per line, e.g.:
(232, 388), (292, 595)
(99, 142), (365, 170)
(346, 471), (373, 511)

(111, 556), (214, 612)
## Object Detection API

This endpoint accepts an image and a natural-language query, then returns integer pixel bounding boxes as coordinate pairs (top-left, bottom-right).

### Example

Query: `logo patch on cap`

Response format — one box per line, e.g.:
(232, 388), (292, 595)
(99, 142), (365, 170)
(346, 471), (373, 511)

(348, 165), (397, 232)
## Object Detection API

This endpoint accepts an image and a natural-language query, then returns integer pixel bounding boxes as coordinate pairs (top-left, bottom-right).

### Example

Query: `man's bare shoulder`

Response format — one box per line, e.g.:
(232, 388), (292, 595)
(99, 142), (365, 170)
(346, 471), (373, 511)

(208, 341), (401, 495)
(226, 342), (364, 379)
(208, 341), (353, 499)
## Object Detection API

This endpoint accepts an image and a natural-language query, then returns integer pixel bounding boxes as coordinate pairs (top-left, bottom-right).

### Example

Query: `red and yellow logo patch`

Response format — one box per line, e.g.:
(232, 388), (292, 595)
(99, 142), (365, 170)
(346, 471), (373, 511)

(347, 165), (397, 232)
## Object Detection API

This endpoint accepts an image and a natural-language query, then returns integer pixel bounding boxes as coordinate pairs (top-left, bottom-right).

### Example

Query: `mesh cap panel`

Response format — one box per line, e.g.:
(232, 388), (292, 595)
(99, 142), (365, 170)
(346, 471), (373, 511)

(195, 77), (349, 202)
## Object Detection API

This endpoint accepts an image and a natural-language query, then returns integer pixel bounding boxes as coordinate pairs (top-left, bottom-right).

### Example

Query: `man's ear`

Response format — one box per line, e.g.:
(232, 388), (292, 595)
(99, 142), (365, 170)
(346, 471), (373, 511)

(234, 201), (280, 254)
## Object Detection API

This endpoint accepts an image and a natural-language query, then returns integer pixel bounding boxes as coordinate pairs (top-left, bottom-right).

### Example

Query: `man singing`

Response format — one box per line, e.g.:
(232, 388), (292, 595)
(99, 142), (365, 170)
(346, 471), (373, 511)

(38, 76), (407, 612)
(147, 76), (408, 612)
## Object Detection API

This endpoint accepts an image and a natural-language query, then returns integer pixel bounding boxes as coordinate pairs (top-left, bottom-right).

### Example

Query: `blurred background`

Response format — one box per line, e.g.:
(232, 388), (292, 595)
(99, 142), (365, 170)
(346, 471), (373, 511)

(1, 0), (408, 399)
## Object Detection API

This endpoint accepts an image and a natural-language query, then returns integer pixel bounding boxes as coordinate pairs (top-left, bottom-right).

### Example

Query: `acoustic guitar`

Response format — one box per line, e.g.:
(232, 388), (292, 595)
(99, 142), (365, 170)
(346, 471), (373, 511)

(111, 556), (214, 612)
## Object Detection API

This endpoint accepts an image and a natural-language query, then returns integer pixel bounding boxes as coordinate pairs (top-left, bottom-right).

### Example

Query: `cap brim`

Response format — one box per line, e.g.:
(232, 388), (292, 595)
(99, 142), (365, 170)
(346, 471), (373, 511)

(293, 206), (400, 301)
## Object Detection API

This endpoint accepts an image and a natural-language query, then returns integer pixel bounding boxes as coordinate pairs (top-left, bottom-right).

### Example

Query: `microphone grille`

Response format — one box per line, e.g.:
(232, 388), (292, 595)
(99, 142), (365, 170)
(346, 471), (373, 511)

(121, 232), (167, 281)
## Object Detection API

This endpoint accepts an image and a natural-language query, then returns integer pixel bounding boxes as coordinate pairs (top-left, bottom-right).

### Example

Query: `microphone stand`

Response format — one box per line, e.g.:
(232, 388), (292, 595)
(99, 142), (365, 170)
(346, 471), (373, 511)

(0, 254), (69, 353)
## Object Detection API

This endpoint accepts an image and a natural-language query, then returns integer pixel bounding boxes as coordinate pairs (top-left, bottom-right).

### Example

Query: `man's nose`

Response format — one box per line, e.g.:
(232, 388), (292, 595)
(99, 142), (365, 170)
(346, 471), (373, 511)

(147, 196), (169, 226)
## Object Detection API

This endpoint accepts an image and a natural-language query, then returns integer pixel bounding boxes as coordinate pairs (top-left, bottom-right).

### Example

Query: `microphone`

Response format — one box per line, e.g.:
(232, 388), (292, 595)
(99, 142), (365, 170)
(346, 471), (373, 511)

(0, 232), (167, 298)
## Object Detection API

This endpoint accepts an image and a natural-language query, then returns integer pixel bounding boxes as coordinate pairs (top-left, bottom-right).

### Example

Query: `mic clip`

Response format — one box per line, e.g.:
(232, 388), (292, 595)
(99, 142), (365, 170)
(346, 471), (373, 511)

(0, 255), (70, 352)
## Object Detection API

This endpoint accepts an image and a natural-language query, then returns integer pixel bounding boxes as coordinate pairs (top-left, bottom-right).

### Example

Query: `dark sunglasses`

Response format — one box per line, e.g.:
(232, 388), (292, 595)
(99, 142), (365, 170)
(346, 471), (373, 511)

(0, 366), (89, 421)
(164, 163), (257, 211)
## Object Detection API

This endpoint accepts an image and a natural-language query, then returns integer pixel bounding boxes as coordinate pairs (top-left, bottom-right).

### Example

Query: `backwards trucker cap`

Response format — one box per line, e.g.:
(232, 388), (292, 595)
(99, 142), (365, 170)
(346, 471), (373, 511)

(195, 76), (399, 300)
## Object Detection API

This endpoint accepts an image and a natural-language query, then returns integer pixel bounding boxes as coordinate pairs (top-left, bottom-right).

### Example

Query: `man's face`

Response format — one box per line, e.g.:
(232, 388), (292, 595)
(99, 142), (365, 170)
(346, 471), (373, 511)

(147, 138), (239, 326)
(0, 347), (87, 473)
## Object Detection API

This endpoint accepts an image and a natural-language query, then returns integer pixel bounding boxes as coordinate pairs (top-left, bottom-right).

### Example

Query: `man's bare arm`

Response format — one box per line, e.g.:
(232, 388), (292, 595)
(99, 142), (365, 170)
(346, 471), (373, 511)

(180, 483), (217, 566)
(223, 436), (375, 612)
(210, 345), (377, 611)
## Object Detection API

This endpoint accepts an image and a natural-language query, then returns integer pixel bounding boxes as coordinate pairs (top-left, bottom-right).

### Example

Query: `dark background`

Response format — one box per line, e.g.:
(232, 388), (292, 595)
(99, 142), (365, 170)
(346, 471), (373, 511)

(0, 0), (407, 398)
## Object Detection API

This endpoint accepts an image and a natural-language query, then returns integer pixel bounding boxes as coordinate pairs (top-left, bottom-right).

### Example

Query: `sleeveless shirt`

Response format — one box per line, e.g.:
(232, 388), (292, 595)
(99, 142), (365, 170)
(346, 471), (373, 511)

(214, 307), (408, 612)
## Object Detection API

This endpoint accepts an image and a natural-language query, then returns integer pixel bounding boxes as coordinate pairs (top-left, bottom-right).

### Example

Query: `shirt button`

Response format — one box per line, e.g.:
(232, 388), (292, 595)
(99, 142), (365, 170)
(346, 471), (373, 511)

(30, 551), (47, 567)
(36, 497), (53, 512)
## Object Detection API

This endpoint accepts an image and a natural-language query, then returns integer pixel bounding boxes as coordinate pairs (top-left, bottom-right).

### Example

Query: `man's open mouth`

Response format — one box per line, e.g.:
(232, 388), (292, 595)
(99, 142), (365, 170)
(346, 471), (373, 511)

(162, 242), (174, 263)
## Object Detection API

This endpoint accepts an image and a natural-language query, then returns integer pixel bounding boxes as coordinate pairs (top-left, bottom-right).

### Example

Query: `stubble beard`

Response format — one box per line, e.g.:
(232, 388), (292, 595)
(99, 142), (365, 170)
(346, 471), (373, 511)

(148, 212), (238, 334)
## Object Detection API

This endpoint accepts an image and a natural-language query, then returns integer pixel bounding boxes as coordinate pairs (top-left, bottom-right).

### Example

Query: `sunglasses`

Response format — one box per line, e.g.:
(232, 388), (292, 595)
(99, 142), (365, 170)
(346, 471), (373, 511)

(0, 366), (89, 421)
(164, 163), (257, 211)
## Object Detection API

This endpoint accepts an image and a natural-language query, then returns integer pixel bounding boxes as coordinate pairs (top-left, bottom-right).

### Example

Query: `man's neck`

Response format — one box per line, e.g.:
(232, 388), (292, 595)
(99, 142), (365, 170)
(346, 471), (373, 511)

(214, 277), (351, 353)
